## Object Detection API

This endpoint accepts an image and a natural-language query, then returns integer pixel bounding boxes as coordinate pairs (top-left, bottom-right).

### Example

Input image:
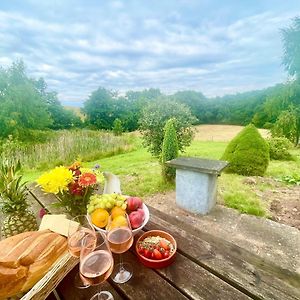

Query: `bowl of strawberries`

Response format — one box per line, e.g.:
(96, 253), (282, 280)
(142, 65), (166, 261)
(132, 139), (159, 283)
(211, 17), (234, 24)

(135, 230), (177, 268)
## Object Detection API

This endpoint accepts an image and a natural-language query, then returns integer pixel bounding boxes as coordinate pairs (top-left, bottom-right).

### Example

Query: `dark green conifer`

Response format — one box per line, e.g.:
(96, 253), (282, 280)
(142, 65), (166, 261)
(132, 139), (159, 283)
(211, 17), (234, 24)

(221, 124), (269, 176)
(161, 118), (179, 182)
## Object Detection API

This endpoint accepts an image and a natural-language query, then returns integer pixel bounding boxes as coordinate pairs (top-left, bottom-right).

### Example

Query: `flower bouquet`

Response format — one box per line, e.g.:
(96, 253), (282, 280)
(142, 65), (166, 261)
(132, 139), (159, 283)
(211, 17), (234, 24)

(37, 162), (103, 217)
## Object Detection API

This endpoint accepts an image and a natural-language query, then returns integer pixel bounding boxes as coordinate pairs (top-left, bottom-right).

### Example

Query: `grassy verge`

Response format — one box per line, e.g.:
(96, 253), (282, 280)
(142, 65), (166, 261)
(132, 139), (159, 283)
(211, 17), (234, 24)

(218, 174), (267, 217)
(266, 148), (300, 178)
(22, 135), (300, 218)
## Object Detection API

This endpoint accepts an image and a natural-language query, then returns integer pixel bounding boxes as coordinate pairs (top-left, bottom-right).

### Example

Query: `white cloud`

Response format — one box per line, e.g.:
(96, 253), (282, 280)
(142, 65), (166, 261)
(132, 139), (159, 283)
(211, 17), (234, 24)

(0, 1), (298, 105)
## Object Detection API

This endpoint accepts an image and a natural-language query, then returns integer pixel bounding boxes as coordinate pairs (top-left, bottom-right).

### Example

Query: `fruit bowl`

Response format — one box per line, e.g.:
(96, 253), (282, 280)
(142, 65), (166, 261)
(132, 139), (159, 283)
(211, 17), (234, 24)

(88, 203), (150, 236)
(135, 230), (177, 269)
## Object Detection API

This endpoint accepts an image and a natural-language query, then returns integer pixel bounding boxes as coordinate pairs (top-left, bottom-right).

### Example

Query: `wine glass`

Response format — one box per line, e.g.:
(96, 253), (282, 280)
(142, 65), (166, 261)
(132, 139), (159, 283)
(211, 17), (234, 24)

(106, 213), (133, 283)
(80, 231), (114, 300)
(68, 215), (95, 288)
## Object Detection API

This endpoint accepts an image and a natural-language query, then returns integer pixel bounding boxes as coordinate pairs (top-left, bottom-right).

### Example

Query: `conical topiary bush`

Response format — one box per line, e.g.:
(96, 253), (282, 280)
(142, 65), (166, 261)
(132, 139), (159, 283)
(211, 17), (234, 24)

(161, 118), (179, 182)
(221, 124), (269, 176)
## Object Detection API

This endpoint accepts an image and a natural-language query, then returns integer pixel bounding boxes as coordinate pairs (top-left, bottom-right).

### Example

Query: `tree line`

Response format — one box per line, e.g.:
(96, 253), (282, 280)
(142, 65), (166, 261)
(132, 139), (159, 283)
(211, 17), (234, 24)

(1, 17), (299, 144)
(1, 61), (299, 143)
(0, 61), (82, 141)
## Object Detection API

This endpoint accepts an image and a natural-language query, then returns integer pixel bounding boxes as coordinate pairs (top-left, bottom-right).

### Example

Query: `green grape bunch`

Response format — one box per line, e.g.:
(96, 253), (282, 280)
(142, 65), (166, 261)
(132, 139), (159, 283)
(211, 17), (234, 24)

(87, 194), (127, 214)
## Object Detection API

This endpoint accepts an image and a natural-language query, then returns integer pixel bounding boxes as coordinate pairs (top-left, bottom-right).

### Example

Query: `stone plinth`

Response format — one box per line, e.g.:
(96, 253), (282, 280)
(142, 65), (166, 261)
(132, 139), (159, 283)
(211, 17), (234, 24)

(167, 157), (228, 214)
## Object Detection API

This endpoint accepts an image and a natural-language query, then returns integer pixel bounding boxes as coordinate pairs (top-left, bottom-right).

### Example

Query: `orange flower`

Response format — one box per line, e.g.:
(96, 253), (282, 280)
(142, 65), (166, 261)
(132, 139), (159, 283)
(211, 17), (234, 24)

(78, 173), (97, 187)
(69, 161), (81, 170)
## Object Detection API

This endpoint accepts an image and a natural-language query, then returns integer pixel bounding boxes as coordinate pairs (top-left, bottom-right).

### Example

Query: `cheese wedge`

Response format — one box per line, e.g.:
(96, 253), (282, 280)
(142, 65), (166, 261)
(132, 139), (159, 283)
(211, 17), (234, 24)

(39, 215), (79, 237)
(39, 214), (66, 231)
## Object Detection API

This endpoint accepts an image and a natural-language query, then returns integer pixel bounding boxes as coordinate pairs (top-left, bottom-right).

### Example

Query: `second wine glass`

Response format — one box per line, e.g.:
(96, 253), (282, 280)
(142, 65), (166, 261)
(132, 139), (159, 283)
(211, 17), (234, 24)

(106, 213), (133, 284)
(68, 215), (95, 288)
(80, 231), (114, 300)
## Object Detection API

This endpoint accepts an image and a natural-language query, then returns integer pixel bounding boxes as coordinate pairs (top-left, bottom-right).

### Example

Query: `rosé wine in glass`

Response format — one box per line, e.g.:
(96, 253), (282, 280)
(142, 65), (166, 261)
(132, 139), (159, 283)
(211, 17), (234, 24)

(106, 214), (133, 284)
(80, 249), (114, 285)
(67, 215), (95, 289)
(107, 227), (133, 254)
(80, 231), (114, 300)
(68, 228), (95, 257)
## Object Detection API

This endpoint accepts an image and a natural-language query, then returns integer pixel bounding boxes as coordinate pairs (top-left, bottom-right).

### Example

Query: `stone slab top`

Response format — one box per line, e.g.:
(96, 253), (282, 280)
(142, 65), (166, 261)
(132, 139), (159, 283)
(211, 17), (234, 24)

(166, 157), (228, 174)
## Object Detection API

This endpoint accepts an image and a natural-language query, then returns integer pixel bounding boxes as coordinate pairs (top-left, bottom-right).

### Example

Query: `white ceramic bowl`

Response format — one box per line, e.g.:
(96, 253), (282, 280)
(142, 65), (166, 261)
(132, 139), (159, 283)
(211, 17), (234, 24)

(88, 203), (150, 236)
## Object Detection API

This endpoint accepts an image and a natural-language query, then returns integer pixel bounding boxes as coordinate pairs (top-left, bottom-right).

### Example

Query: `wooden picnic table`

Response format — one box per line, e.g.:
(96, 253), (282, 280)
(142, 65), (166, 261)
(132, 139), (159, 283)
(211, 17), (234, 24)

(27, 187), (300, 300)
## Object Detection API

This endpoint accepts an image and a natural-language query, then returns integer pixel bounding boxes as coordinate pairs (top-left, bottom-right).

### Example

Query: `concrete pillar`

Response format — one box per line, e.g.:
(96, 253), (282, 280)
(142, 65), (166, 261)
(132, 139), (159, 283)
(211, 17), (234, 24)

(167, 157), (228, 215)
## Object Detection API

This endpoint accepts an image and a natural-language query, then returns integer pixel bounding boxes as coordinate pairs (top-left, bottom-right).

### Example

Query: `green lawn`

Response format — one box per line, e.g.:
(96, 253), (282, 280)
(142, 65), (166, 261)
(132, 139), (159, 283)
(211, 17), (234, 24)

(23, 137), (300, 218)
(25, 140), (228, 196)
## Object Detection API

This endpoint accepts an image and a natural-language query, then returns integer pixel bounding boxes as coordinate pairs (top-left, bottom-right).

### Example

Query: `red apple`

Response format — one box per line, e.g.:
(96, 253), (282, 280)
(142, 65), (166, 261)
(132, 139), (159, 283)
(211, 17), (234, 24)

(126, 196), (143, 211)
(137, 208), (145, 220)
(129, 211), (144, 229)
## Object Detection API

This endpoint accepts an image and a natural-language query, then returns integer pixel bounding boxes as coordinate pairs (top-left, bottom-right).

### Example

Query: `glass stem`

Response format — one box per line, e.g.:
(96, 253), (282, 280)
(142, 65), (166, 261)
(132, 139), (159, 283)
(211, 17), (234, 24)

(97, 284), (102, 300)
(119, 254), (124, 272)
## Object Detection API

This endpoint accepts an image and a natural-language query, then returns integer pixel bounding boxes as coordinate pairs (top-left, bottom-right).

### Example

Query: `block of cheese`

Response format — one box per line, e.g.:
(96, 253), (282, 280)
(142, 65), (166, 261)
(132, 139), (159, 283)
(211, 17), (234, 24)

(39, 214), (66, 230)
(39, 215), (79, 237)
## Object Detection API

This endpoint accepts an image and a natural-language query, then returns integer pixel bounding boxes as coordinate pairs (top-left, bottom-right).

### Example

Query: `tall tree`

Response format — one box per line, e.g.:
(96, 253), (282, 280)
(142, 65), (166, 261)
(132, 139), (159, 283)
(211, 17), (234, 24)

(139, 97), (196, 157)
(33, 78), (82, 129)
(83, 87), (117, 129)
(172, 90), (206, 123)
(123, 88), (161, 131)
(0, 61), (51, 139)
(282, 17), (300, 79)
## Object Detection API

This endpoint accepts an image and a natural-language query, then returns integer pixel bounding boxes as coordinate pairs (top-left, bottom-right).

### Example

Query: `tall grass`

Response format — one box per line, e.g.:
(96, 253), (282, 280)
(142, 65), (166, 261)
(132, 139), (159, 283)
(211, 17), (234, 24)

(1, 130), (136, 170)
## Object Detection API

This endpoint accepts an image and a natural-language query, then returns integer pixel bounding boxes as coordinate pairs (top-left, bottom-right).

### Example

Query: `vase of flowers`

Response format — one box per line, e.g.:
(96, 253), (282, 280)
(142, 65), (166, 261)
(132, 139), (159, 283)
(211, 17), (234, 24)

(37, 162), (102, 217)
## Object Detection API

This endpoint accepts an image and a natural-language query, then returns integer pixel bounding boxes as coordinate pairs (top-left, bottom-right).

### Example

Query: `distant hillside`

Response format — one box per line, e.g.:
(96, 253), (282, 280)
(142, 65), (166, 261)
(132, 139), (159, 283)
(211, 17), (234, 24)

(64, 106), (85, 120)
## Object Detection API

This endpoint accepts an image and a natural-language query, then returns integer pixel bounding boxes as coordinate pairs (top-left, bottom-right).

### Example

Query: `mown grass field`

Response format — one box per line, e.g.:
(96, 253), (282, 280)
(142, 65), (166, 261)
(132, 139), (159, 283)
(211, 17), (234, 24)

(22, 125), (300, 217)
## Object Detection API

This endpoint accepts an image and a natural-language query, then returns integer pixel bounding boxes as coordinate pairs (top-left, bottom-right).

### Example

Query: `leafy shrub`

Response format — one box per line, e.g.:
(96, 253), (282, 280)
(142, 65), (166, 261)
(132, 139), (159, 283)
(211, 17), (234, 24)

(267, 137), (293, 160)
(0, 135), (24, 159)
(161, 119), (178, 182)
(221, 124), (269, 176)
(139, 97), (196, 157)
(112, 118), (124, 136)
(281, 174), (300, 185)
(271, 108), (299, 145)
(263, 122), (273, 129)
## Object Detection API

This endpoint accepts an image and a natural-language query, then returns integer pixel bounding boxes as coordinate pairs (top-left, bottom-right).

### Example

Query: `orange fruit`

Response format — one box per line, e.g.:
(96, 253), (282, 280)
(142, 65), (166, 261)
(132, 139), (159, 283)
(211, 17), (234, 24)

(111, 206), (126, 219)
(108, 215), (127, 230)
(91, 208), (109, 228)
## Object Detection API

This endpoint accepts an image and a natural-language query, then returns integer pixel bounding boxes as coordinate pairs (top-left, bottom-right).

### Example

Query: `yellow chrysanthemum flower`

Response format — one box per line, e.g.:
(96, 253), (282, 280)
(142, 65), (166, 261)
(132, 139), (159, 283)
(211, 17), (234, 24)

(80, 167), (93, 174)
(69, 161), (81, 170)
(96, 172), (105, 184)
(37, 166), (74, 194)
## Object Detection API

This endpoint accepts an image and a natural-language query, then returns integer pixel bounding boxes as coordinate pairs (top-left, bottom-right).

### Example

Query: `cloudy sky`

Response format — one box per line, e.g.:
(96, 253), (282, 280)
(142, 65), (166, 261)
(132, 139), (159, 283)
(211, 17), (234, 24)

(0, 0), (299, 106)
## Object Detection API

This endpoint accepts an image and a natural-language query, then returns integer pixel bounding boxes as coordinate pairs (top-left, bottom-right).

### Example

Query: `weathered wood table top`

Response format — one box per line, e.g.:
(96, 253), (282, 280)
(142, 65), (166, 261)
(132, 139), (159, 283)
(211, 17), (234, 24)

(27, 187), (300, 300)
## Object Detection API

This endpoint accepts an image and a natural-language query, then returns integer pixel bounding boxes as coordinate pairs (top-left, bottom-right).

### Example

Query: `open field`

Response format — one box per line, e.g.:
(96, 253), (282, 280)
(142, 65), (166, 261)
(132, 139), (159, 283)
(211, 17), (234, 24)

(64, 106), (85, 120)
(194, 124), (270, 141)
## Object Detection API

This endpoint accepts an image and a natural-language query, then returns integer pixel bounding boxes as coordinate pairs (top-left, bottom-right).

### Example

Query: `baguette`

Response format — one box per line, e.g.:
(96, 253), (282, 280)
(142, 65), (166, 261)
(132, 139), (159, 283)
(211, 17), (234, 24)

(0, 230), (67, 299)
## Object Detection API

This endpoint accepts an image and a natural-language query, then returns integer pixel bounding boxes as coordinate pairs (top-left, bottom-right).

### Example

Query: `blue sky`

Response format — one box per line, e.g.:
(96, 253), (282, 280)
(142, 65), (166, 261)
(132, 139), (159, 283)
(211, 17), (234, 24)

(0, 0), (299, 106)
